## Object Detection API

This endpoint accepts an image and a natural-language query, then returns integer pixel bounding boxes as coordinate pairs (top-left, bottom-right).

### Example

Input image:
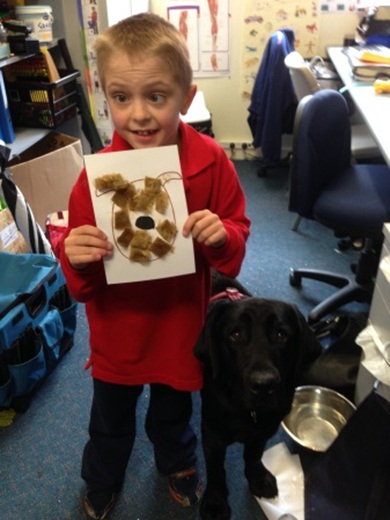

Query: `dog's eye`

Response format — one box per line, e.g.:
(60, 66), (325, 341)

(229, 329), (243, 343)
(275, 329), (288, 343)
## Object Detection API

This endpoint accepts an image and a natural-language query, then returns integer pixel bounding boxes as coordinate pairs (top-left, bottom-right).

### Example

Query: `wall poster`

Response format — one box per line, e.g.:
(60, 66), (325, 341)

(320, 0), (358, 12)
(77, 1), (149, 147)
(167, 0), (231, 77)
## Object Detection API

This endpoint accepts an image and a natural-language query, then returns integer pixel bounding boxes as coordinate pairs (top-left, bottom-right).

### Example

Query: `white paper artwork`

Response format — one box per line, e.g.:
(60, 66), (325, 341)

(85, 145), (195, 284)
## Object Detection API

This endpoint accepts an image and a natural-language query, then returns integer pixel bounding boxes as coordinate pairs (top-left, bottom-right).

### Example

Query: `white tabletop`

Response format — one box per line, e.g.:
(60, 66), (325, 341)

(327, 46), (390, 167)
(347, 86), (390, 165)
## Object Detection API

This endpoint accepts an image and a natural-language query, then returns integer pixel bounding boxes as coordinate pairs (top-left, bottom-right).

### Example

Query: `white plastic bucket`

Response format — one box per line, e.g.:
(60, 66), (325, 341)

(15, 5), (53, 43)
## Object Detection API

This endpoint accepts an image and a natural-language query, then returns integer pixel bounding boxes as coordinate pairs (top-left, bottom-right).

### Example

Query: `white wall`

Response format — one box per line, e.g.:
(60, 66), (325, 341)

(44, 0), (358, 148)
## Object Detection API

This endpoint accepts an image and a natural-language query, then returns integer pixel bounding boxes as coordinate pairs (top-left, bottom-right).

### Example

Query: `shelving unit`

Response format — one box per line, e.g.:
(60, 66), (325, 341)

(0, 41), (81, 156)
(9, 127), (50, 156)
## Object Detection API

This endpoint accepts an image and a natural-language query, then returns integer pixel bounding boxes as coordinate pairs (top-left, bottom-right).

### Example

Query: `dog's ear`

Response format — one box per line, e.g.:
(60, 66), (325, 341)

(194, 302), (227, 379)
(292, 305), (323, 378)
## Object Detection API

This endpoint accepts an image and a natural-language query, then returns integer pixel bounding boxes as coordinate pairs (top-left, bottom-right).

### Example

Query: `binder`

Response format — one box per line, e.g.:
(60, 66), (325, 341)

(0, 70), (15, 144)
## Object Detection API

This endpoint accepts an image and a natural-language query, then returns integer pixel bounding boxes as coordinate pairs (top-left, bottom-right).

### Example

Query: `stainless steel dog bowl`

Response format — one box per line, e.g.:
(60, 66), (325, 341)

(282, 385), (356, 452)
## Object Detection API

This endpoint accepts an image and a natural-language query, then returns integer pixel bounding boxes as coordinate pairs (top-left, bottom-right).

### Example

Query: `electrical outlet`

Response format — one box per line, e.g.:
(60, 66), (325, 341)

(220, 141), (251, 150)
(219, 141), (260, 160)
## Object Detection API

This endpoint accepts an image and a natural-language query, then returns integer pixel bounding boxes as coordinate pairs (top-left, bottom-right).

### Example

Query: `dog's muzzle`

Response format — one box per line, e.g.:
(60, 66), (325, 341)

(249, 370), (280, 396)
(246, 369), (281, 414)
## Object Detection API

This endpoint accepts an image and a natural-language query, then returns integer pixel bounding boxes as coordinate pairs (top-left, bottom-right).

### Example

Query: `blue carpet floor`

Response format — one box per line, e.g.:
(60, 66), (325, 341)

(0, 160), (368, 519)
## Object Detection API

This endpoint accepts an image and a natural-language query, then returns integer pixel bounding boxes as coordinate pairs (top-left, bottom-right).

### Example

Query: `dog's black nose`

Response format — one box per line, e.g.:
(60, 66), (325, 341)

(249, 371), (280, 395)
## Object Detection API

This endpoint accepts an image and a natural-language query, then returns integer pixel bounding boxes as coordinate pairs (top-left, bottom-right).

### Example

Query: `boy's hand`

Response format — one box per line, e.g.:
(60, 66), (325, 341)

(64, 225), (113, 269)
(183, 210), (227, 248)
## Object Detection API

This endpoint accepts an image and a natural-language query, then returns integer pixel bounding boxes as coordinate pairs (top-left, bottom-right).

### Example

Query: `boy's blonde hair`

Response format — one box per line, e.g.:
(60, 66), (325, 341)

(94, 13), (193, 92)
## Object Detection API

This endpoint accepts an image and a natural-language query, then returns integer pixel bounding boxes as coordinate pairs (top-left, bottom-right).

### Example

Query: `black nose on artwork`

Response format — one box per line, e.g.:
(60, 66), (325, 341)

(249, 371), (280, 396)
(136, 216), (155, 230)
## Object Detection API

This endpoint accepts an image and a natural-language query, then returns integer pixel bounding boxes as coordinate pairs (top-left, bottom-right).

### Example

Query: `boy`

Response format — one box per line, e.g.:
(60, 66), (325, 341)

(60, 13), (250, 520)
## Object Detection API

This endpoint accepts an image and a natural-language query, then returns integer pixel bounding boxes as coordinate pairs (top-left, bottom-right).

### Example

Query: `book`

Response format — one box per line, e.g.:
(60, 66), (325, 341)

(41, 47), (60, 82)
(343, 46), (390, 81)
(358, 45), (390, 64)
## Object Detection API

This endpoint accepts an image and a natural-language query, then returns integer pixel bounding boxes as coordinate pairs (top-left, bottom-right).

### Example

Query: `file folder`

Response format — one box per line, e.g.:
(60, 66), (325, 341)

(0, 70), (15, 144)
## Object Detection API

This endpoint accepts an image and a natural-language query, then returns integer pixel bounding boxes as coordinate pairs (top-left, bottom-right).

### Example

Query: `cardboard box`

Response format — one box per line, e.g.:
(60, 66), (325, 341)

(8, 132), (84, 228)
(369, 255), (390, 347)
(355, 357), (390, 405)
(368, 223), (390, 347)
(0, 207), (29, 253)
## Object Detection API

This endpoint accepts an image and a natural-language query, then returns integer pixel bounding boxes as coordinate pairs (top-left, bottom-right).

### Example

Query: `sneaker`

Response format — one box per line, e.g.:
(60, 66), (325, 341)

(168, 467), (202, 507)
(83, 489), (117, 519)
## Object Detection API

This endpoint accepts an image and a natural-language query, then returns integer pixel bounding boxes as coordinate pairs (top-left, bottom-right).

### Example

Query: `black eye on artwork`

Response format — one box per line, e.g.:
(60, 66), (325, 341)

(136, 216), (155, 230)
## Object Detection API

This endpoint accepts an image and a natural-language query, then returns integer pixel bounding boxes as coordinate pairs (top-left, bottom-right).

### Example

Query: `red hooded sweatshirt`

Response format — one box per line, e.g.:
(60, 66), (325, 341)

(60, 122), (250, 391)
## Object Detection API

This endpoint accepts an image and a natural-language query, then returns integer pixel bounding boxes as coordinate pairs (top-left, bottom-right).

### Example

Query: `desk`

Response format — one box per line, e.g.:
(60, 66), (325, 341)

(327, 46), (390, 167)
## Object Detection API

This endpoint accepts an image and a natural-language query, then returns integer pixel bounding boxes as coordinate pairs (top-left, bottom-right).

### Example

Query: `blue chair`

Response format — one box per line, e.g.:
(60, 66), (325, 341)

(288, 89), (390, 323)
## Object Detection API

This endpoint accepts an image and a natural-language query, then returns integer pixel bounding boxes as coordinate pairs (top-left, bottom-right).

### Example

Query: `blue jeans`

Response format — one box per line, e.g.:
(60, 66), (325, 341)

(81, 379), (197, 492)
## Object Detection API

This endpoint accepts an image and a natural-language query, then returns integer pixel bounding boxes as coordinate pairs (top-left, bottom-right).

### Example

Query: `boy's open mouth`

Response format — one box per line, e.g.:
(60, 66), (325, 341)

(134, 130), (157, 136)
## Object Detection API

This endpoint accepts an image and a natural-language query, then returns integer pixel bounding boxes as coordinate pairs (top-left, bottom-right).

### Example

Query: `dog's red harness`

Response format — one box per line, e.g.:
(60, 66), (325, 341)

(209, 287), (247, 303)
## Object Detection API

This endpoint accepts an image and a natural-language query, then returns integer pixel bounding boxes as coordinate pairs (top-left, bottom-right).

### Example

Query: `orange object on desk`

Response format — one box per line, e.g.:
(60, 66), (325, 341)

(373, 78), (390, 94)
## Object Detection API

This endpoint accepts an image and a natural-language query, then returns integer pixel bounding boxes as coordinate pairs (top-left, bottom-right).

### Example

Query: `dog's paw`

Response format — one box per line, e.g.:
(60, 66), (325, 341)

(200, 492), (231, 520)
(248, 469), (278, 499)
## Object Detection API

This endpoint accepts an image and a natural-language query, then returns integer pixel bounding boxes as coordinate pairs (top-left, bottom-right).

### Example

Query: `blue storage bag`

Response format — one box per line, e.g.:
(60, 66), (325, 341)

(0, 251), (77, 406)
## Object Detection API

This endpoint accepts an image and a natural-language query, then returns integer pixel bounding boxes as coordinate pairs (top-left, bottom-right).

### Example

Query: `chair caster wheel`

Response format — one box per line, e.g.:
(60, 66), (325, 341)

(289, 269), (302, 288)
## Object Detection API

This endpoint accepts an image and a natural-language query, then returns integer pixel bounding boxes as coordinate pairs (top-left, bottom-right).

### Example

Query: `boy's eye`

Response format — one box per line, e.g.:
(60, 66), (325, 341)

(150, 93), (165, 103)
(113, 94), (128, 103)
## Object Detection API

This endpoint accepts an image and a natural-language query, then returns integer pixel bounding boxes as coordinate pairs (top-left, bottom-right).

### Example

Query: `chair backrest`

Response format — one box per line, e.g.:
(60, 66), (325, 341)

(289, 89), (352, 219)
(284, 51), (321, 101)
(247, 29), (297, 164)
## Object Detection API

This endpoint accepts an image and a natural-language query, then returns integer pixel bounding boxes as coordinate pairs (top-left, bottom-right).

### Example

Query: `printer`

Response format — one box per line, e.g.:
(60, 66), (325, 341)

(357, 5), (390, 47)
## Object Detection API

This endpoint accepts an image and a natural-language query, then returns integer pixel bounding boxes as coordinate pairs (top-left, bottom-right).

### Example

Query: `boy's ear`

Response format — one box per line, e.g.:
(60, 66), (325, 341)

(180, 84), (197, 115)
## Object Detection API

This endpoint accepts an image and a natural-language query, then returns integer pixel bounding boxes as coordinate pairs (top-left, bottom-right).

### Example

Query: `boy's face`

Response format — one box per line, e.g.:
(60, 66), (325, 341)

(103, 50), (196, 149)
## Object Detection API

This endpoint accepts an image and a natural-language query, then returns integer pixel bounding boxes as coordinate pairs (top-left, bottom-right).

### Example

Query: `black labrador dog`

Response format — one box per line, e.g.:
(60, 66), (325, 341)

(194, 279), (321, 520)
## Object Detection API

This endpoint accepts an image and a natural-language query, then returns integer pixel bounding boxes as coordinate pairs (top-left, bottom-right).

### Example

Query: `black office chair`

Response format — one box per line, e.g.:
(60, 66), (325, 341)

(285, 50), (382, 234)
(289, 89), (390, 324)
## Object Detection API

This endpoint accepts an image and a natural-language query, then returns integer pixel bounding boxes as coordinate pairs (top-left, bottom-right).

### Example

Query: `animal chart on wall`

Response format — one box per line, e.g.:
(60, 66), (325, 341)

(85, 145), (196, 285)
(77, 0), (114, 147)
(241, 0), (321, 99)
(167, 0), (230, 77)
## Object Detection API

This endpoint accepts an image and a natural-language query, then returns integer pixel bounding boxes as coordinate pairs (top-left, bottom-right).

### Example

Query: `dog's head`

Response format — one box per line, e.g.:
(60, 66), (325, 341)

(194, 297), (322, 413)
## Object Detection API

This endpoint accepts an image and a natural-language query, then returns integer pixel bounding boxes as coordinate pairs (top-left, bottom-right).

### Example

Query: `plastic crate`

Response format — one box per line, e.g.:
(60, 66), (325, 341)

(6, 69), (80, 129)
